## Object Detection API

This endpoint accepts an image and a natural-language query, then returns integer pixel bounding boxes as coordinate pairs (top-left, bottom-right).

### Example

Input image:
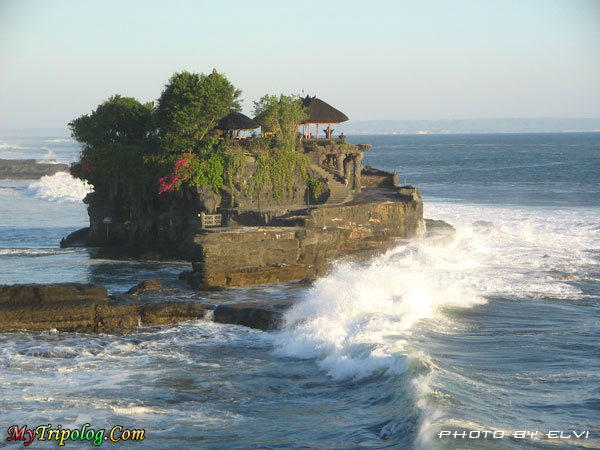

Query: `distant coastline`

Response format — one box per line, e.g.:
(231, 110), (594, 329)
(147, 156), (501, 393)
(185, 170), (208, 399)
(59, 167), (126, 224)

(335, 118), (600, 135)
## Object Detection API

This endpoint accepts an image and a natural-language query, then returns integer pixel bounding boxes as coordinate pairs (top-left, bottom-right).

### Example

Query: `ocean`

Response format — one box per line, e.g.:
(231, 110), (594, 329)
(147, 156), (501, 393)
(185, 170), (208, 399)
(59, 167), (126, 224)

(0, 131), (598, 449)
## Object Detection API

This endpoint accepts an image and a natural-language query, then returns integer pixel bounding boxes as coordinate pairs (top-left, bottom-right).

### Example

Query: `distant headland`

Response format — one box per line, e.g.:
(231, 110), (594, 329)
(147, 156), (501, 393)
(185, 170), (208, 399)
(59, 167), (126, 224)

(0, 158), (68, 180)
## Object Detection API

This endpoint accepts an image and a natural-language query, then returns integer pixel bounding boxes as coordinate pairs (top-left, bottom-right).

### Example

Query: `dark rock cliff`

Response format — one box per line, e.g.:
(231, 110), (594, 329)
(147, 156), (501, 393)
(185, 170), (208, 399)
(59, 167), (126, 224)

(81, 158), (327, 250)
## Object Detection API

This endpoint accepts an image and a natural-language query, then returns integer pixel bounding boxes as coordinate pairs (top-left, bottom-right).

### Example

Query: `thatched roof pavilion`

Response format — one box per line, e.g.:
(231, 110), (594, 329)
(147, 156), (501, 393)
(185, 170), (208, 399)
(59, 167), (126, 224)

(301, 96), (348, 139)
(218, 112), (258, 131)
(302, 96), (349, 124)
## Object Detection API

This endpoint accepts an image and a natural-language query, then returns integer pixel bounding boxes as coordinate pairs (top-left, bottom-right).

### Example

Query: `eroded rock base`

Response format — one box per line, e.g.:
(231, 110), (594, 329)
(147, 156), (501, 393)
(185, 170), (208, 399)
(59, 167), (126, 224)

(190, 193), (424, 289)
(0, 284), (205, 333)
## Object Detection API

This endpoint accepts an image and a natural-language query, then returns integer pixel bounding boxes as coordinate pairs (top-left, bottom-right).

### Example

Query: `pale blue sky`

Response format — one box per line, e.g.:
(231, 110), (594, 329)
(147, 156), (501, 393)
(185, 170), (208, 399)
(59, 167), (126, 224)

(1, 0), (599, 128)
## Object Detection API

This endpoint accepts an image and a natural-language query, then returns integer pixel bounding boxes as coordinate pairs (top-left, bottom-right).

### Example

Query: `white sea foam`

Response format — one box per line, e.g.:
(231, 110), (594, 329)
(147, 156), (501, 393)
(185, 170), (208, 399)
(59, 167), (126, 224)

(273, 203), (599, 378)
(0, 143), (29, 150)
(44, 138), (71, 143)
(26, 172), (93, 203)
(272, 231), (487, 381)
(110, 405), (164, 416)
(424, 202), (600, 300)
(272, 201), (600, 440)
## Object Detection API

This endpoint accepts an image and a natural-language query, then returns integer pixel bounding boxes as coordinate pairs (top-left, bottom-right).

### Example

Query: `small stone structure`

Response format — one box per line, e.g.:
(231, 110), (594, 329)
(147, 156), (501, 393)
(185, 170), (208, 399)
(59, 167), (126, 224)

(199, 212), (222, 229)
(301, 140), (371, 192)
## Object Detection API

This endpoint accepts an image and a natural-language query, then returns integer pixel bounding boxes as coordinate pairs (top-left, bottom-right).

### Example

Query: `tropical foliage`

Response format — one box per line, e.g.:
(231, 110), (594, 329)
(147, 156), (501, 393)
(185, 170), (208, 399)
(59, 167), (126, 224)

(157, 138), (226, 194)
(70, 94), (154, 148)
(157, 70), (241, 155)
(253, 94), (307, 152)
(69, 70), (317, 209)
(69, 95), (157, 190)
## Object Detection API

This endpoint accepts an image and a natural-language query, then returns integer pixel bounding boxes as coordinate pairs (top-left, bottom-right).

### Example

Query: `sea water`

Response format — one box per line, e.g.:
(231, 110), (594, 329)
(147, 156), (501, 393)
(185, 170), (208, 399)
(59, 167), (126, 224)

(0, 131), (598, 449)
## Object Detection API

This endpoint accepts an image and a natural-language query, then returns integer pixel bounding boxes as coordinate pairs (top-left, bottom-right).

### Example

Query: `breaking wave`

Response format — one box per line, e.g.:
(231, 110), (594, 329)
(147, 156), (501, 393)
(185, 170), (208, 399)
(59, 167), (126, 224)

(272, 201), (600, 442)
(272, 231), (486, 381)
(26, 172), (93, 203)
(273, 202), (599, 376)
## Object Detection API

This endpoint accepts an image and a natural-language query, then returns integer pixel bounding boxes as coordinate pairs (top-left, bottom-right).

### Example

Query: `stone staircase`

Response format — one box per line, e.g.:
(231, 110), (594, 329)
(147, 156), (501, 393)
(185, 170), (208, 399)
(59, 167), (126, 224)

(311, 165), (352, 205)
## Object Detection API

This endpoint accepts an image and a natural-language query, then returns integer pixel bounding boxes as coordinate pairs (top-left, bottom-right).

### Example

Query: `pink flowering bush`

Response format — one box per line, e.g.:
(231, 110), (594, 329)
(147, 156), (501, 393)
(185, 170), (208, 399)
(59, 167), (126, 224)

(158, 173), (182, 194)
(157, 146), (225, 195)
(158, 153), (190, 194)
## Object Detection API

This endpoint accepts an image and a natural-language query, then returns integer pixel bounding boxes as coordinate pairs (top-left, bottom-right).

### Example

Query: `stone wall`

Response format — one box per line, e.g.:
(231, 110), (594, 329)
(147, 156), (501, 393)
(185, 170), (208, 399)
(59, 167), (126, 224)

(360, 174), (395, 189)
(360, 167), (397, 189)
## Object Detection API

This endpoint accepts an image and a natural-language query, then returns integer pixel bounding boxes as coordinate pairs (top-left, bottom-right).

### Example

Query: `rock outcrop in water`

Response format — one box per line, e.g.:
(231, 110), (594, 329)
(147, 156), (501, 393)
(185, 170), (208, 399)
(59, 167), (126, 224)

(60, 75), (428, 291)
(60, 227), (89, 248)
(213, 303), (285, 331)
(0, 159), (69, 180)
(0, 283), (205, 333)
(127, 279), (164, 295)
(189, 191), (424, 289)
(65, 182), (425, 289)
(0, 282), (289, 333)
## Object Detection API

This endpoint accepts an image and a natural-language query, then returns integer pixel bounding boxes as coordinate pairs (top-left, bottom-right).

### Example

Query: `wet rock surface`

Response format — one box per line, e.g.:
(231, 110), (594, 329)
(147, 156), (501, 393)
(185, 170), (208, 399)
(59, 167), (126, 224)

(0, 283), (108, 304)
(213, 303), (285, 331)
(0, 282), (300, 334)
(127, 280), (164, 295)
(0, 283), (205, 333)
(60, 227), (90, 247)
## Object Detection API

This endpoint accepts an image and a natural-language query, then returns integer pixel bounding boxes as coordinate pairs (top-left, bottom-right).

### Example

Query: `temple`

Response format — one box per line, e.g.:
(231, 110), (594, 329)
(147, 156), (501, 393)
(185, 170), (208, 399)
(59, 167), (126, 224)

(217, 112), (258, 139)
(300, 95), (349, 139)
(214, 96), (373, 198)
(299, 96), (369, 193)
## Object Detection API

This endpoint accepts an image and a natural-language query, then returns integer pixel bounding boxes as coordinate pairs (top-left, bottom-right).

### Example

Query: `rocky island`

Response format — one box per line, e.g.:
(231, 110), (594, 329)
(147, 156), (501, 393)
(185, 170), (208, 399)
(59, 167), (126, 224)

(0, 158), (68, 179)
(2, 69), (445, 333)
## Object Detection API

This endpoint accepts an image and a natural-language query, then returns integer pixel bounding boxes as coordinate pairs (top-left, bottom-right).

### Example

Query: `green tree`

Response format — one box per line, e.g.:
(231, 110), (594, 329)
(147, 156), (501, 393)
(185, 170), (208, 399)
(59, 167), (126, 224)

(157, 69), (242, 154)
(69, 95), (156, 188)
(253, 94), (307, 152)
(69, 95), (154, 148)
